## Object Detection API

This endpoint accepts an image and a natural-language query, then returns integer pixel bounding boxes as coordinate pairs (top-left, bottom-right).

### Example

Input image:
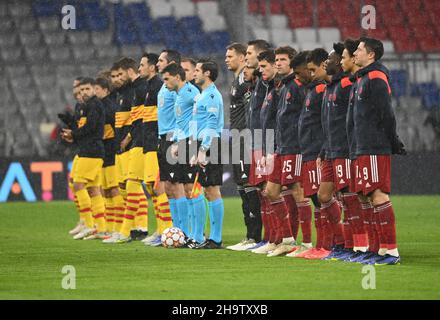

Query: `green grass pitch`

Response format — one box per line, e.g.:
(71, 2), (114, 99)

(0, 196), (439, 300)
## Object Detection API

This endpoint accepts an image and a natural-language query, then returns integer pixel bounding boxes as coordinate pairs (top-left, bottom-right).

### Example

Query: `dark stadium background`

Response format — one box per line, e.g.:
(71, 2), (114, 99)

(1, 0), (439, 201)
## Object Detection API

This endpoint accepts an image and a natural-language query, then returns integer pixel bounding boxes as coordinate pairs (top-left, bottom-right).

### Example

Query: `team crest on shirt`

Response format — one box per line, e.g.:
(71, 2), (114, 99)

(176, 105), (182, 116)
(119, 98), (123, 105)
(145, 92), (149, 101)
(286, 92), (291, 100)
(80, 110), (83, 116)
(231, 87), (236, 96)
(159, 96), (164, 107)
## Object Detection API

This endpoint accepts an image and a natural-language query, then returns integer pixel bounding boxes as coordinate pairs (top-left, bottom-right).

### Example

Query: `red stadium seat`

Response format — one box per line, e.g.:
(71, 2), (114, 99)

(270, 0), (283, 14)
(287, 14), (313, 28)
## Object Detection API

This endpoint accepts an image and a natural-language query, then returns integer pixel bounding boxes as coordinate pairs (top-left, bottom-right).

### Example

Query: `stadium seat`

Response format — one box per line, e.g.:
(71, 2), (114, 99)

(38, 17), (60, 32)
(271, 28), (293, 46)
(148, 0), (173, 18)
(253, 28), (270, 41)
(43, 31), (66, 46)
(16, 17), (39, 33)
(0, 46), (23, 63)
(300, 42), (322, 50)
(196, 1), (219, 16)
(24, 46), (48, 64)
(8, 2), (32, 18)
(170, 0), (196, 18)
(91, 31), (113, 46)
(48, 46), (72, 62)
(19, 32), (43, 47)
(294, 28), (317, 43)
(95, 45), (119, 61)
(383, 41), (395, 53)
(389, 70), (408, 97)
(202, 15), (226, 32)
(270, 15), (288, 28)
(67, 32), (90, 46)
(32, 1), (59, 17)
(317, 28), (340, 43)
(0, 32), (18, 47)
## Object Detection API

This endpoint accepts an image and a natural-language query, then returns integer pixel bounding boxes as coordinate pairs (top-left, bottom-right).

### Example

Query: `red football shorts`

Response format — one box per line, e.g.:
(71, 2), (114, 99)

(320, 158), (352, 191)
(349, 159), (360, 193)
(249, 149), (267, 186)
(355, 155), (391, 195)
(268, 153), (302, 186)
(301, 159), (321, 197)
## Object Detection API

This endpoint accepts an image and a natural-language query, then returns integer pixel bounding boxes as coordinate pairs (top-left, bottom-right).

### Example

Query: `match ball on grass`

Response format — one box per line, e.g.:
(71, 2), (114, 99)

(161, 227), (185, 248)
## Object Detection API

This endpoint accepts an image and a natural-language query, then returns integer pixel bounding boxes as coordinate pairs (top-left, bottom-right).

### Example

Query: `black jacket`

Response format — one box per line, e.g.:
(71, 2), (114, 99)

(130, 77), (148, 148)
(298, 80), (326, 162)
(115, 82), (133, 154)
(353, 61), (399, 156)
(143, 74), (163, 153)
(260, 79), (278, 154)
(230, 68), (251, 131)
(248, 77), (271, 150)
(101, 95), (117, 167)
(72, 96), (105, 159)
(276, 73), (305, 155)
(320, 72), (353, 159)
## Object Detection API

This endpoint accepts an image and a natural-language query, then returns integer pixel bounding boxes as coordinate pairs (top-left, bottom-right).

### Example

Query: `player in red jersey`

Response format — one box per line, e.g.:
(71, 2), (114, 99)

(351, 37), (406, 265)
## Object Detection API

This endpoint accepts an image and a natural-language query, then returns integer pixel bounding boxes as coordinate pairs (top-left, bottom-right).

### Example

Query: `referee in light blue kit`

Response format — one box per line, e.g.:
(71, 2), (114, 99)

(154, 49), (189, 241)
(190, 59), (225, 249)
(161, 63), (202, 246)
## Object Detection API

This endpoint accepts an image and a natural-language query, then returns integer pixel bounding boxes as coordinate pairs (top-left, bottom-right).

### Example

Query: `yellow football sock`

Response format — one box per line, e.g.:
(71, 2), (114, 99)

(119, 180), (143, 237)
(104, 196), (114, 233)
(91, 195), (107, 233)
(119, 186), (127, 202)
(75, 188), (94, 228)
(152, 196), (162, 234)
(157, 192), (172, 233)
(112, 194), (125, 233)
(136, 194), (148, 232)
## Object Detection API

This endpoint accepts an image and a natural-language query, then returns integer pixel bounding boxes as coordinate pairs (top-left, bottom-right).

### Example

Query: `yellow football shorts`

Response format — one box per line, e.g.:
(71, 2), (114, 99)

(102, 165), (118, 189)
(127, 147), (145, 180)
(116, 151), (129, 183)
(71, 155), (79, 181)
(144, 151), (159, 183)
(73, 157), (103, 186)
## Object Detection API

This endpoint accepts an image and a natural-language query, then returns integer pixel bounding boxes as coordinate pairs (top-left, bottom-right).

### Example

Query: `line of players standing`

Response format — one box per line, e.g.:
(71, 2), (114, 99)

(225, 37), (405, 265)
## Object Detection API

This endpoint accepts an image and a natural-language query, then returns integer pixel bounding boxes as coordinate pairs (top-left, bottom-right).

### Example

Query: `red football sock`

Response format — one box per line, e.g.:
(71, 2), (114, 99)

(314, 207), (323, 249)
(297, 200), (312, 244)
(282, 191), (299, 240)
(361, 201), (376, 251)
(375, 201), (397, 250)
(374, 210), (387, 251)
(321, 197), (345, 246)
(341, 196), (354, 249)
(258, 192), (270, 242)
(270, 198), (291, 244)
(344, 193), (368, 248)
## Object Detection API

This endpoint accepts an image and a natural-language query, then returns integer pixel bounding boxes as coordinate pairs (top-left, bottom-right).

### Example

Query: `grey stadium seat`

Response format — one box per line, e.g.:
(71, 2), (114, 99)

(0, 47), (23, 63)
(19, 31), (43, 47)
(91, 31), (113, 46)
(0, 32), (18, 47)
(24, 46), (48, 64)
(44, 32), (66, 46)
(95, 45), (119, 60)
(8, 2), (32, 18)
(16, 17), (39, 33)
(48, 46), (72, 62)
(38, 17), (60, 32)
(67, 32), (90, 46)
(72, 46), (96, 62)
